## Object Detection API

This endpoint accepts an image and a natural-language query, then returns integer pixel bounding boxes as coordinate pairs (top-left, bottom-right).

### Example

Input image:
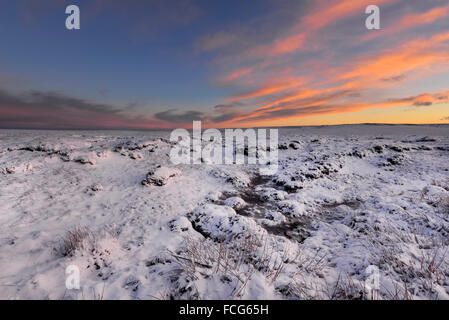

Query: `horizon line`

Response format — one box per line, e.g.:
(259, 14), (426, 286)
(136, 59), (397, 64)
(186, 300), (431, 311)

(1, 122), (448, 131)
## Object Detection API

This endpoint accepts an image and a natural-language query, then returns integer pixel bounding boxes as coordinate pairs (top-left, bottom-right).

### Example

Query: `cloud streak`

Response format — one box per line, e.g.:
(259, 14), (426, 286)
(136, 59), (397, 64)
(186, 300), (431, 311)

(0, 88), (169, 129)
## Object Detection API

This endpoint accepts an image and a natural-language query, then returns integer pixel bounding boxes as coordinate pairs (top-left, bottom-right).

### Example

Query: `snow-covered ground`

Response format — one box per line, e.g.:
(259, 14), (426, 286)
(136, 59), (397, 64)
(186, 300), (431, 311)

(0, 124), (448, 300)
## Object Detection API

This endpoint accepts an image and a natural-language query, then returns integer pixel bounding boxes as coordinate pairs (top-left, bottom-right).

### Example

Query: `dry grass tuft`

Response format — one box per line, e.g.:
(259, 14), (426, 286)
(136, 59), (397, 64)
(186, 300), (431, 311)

(53, 226), (95, 257)
(419, 247), (447, 283)
(382, 279), (413, 300)
(324, 273), (366, 300)
(431, 179), (449, 192)
(168, 233), (295, 298)
(442, 196), (449, 214)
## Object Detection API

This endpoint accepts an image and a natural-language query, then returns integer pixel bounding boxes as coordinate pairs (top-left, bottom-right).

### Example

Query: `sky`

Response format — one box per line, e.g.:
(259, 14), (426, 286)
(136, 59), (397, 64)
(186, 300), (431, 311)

(0, 0), (448, 129)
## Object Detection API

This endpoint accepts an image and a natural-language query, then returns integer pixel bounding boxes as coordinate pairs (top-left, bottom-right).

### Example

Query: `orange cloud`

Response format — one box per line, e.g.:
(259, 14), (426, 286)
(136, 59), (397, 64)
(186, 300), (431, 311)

(228, 77), (306, 102)
(216, 29), (449, 126)
(303, 0), (392, 31)
(363, 4), (449, 41)
(388, 90), (449, 106)
(269, 33), (306, 55)
(341, 31), (449, 83)
(399, 4), (449, 26)
(221, 67), (253, 82)
(218, 0), (402, 89)
(249, 0), (397, 59)
(205, 2), (449, 127)
(222, 89), (449, 126)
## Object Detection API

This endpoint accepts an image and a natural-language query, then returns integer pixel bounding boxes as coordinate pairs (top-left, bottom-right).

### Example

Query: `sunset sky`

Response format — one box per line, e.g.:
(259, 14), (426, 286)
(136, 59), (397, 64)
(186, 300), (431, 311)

(1, 0), (448, 129)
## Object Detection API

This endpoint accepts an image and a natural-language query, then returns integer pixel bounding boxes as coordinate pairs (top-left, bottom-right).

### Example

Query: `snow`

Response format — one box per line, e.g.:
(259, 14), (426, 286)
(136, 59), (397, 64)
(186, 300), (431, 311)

(189, 204), (264, 242)
(223, 196), (247, 210)
(142, 166), (182, 186)
(0, 124), (448, 300)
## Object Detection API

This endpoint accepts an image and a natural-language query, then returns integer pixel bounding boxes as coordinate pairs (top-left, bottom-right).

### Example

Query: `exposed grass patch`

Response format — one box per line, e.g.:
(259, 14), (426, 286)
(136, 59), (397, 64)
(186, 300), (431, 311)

(53, 226), (95, 257)
(168, 233), (295, 299)
(53, 226), (120, 260)
(431, 179), (449, 192)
